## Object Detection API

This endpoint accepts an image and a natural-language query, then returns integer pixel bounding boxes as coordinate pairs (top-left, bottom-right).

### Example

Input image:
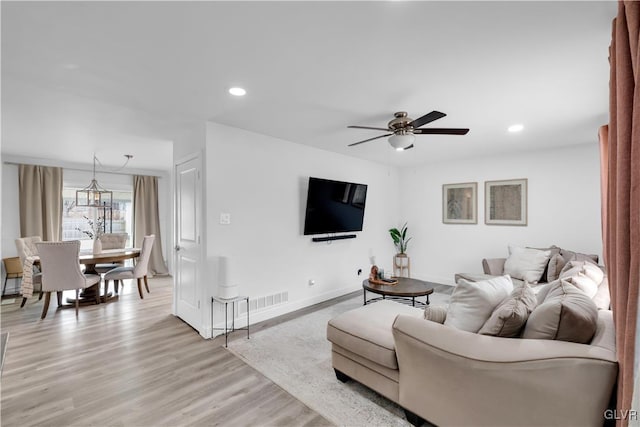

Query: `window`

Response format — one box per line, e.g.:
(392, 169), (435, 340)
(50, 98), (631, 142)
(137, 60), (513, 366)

(62, 188), (133, 247)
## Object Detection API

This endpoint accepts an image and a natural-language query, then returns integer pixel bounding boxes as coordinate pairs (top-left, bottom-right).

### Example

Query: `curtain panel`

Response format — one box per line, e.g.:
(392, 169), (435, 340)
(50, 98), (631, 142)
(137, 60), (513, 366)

(133, 175), (169, 276)
(18, 164), (63, 241)
(604, 2), (640, 425)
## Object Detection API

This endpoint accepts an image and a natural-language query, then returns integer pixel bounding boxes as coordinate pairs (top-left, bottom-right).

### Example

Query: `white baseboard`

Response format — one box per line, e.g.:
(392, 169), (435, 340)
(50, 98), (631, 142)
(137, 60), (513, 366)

(204, 284), (360, 338)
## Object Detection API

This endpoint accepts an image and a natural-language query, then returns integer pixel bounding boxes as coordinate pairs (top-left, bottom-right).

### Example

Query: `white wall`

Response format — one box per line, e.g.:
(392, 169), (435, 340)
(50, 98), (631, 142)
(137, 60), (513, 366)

(399, 143), (602, 284)
(205, 122), (400, 329)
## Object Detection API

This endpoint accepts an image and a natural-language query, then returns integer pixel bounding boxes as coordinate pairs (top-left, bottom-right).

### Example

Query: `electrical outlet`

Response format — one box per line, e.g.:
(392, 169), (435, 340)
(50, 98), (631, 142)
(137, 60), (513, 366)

(308, 279), (315, 286)
(220, 213), (231, 225)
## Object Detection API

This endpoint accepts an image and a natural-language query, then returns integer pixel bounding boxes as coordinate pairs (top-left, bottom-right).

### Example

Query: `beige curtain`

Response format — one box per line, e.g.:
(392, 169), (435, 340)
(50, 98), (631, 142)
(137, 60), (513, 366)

(604, 2), (640, 425)
(133, 175), (169, 276)
(18, 164), (63, 241)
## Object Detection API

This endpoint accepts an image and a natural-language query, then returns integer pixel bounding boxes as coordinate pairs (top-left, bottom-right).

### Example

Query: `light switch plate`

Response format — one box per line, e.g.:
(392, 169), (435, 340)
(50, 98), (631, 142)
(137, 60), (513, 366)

(220, 213), (231, 225)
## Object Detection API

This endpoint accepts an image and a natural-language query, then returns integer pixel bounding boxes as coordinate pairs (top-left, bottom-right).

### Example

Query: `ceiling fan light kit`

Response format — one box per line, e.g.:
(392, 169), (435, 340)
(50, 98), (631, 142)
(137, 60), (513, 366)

(388, 133), (415, 150)
(348, 110), (469, 150)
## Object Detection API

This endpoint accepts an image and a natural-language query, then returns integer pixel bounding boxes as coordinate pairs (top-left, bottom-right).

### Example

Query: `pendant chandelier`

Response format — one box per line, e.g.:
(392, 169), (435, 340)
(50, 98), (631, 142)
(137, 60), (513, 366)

(75, 155), (113, 208)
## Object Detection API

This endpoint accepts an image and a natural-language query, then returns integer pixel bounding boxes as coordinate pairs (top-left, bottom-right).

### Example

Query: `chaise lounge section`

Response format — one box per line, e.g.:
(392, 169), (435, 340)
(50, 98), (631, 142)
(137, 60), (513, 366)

(327, 299), (617, 426)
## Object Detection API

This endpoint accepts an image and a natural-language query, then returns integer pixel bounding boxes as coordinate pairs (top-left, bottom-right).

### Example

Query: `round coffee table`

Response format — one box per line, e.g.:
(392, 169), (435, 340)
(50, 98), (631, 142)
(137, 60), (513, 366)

(362, 277), (435, 307)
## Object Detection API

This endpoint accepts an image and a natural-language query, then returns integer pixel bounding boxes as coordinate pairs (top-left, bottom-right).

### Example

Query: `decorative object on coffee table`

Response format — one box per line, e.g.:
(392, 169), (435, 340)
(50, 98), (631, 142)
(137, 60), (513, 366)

(485, 179), (527, 226)
(442, 182), (477, 224)
(389, 222), (411, 278)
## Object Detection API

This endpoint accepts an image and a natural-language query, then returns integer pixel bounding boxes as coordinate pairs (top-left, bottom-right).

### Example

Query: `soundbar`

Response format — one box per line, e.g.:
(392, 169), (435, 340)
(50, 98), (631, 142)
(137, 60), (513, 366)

(311, 234), (356, 242)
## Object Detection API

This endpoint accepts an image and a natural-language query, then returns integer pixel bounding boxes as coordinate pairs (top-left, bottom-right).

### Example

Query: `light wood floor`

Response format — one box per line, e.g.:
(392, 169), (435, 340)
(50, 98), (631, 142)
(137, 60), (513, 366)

(0, 277), (331, 426)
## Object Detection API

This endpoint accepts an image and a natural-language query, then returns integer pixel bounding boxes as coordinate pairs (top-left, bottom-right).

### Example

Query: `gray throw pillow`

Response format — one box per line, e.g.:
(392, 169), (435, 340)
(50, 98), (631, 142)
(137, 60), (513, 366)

(479, 283), (537, 337)
(522, 279), (598, 343)
(546, 253), (566, 282)
(560, 249), (599, 265)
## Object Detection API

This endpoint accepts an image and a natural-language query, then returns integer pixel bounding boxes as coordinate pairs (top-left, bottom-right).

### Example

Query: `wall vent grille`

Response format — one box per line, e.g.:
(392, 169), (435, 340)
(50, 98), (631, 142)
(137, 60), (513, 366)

(238, 291), (288, 316)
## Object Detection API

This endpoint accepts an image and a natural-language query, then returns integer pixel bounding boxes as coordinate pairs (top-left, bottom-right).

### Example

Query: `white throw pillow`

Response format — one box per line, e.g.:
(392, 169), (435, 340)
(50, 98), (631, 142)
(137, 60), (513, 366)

(444, 275), (514, 333)
(503, 246), (552, 284)
(559, 261), (604, 299)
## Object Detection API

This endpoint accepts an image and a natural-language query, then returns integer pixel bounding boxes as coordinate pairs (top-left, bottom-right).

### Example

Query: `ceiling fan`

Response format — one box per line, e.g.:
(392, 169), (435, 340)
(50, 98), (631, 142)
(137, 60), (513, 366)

(348, 111), (469, 151)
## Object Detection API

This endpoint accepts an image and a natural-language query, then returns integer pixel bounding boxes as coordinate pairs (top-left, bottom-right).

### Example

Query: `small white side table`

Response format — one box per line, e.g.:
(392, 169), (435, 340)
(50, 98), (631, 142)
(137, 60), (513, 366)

(211, 295), (249, 347)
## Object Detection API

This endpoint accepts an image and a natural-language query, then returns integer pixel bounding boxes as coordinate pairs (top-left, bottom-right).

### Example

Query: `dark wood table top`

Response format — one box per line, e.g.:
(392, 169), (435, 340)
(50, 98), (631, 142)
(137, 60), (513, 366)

(362, 277), (435, 297)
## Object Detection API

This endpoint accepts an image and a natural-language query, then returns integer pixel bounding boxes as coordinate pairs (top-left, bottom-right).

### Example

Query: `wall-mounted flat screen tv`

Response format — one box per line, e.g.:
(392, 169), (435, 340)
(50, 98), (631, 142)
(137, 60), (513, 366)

(303, 177), (368, 235)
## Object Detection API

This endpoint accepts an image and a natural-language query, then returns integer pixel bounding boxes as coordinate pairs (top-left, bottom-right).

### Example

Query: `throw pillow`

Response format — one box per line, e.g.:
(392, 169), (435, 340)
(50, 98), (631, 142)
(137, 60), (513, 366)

(560, 249), (599, 265)
(479, 283), (537, 337)
(423, 305), (447, 324)
(522, 279), (598, 343)
(546, 253), (566, 282)
(503, 246), (552, 283)
(444, 275), (514, 333)
(528, 245), (561, 282)
(559, 261), (605, 298)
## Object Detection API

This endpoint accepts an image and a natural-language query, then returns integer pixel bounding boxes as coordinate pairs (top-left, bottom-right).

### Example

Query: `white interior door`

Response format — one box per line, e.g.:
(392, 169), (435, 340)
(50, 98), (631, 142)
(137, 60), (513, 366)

(174, 155), (202, 331)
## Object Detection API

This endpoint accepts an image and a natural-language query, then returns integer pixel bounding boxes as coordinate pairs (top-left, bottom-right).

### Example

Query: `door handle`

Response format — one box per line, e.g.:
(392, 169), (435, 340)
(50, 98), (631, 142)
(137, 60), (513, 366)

(175, 245), (181, 251)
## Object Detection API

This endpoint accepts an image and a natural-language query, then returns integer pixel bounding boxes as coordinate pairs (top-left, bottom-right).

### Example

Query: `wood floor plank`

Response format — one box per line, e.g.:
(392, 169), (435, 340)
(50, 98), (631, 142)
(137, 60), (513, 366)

(1, 277), (331, 426)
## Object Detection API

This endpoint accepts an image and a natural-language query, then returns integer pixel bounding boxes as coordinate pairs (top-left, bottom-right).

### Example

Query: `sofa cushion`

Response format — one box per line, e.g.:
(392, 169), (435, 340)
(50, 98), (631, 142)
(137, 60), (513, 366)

(546, 253), (566, 282)
(479, 283), (537, 337)
(522, 279), (598, 343)
(444, 275), (513, 333)
(326, 300), (423, 369)
(424, 305), (447, 324)
(504, 246), (552, 283)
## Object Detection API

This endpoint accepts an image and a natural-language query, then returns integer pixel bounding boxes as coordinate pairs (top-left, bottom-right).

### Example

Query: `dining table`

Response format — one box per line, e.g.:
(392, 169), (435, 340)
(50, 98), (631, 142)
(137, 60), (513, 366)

(76, 248), (141, 302)
(22, 248), (141, 304)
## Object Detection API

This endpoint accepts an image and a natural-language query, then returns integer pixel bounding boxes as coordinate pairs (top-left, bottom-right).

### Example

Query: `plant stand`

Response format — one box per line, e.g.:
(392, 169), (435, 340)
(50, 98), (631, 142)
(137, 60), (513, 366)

(393, 253), (410, 278)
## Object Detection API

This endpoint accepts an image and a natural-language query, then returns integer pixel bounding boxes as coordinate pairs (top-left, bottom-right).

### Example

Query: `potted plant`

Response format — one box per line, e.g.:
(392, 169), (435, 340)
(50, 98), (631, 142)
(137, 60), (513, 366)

(389, 222), (412, 277)
(76, 215), (105, 254)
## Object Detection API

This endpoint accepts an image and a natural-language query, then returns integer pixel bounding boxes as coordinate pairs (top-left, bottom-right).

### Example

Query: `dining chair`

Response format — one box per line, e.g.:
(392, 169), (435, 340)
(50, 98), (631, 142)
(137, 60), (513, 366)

(104, 235), (155, 299)
(95, 233), (129, 274)
(36, 241), (101, 319)
(2, 257), (23, 297)
(15, 236), (43, 307)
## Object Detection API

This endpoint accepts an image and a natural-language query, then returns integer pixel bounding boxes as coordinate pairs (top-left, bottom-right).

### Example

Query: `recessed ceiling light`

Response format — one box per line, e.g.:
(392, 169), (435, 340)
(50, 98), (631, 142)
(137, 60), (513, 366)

(229, 87), (246, 96)
(508, 124), (524, 133)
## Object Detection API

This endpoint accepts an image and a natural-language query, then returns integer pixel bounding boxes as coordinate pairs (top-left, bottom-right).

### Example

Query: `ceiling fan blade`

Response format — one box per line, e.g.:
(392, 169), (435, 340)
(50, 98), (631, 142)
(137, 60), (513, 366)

(348, 125), (390, 131)
(410, 111), (446, 128)
(348, 133), (393, 147)
(414, 128), (470, 135)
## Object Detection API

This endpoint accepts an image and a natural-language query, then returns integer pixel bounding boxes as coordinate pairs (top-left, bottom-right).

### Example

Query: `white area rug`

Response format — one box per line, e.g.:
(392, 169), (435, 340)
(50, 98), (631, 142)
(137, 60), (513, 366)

(227, 291), (451, 427)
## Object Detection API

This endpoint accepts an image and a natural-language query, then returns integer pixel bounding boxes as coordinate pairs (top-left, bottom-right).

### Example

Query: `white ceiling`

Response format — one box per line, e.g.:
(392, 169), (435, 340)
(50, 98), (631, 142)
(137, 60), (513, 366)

(1, 1), (617, 170)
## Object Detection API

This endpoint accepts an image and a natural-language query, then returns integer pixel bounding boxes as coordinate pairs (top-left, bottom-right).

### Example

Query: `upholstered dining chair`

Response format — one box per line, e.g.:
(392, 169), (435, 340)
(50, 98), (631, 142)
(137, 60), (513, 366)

(95, 233), (129, 274)
(15, 236), (43, 307)
(36, 241), (101, 319)
(104, 235), (155, 299)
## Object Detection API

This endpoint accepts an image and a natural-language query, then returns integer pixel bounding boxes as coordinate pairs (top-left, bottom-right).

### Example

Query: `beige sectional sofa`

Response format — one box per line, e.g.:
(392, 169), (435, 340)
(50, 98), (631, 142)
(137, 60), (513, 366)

(327, 300), (617, 426)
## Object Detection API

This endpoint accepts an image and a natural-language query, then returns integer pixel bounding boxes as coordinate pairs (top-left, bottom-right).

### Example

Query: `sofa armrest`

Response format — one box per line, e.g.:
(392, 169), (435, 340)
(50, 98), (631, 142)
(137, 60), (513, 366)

(392, 315), (617, 427)
(482, 257), (506, 275)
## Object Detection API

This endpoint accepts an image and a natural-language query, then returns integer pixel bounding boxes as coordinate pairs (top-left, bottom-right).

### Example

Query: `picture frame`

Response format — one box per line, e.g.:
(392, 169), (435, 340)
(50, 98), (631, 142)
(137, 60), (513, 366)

(485, 178), (528, 226)
(442, 182), (477, 224)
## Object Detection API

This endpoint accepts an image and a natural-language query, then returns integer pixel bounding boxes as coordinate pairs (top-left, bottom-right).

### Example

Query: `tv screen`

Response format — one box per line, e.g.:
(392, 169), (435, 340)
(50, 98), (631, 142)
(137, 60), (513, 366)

(303, 177), (368, 235)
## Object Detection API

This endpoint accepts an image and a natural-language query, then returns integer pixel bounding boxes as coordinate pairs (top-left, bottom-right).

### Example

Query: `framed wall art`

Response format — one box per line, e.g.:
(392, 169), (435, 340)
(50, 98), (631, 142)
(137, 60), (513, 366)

(485, 178), (527, 226)
(442, 182), (477, 224)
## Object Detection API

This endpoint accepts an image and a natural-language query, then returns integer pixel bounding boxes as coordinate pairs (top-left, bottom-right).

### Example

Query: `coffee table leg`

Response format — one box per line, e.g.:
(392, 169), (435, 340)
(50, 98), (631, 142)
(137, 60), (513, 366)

(412, 297), (415, 307)
(427, 294), (430, 305)
(363, 290), (367, 305)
